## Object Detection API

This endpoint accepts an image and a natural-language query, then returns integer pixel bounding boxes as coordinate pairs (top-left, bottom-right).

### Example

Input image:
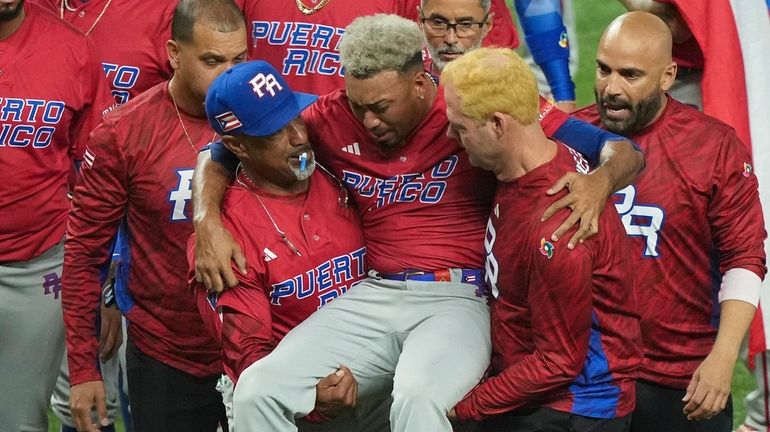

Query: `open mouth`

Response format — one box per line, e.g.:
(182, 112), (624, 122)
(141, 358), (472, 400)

(602, 102), (631, 120)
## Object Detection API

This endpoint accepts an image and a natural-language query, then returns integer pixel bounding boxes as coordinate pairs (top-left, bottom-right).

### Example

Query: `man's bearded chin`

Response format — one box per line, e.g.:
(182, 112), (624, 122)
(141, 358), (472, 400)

(596, 88), (664, 136)
(0, 0), (24, 22)
(426, 39), (482, 72)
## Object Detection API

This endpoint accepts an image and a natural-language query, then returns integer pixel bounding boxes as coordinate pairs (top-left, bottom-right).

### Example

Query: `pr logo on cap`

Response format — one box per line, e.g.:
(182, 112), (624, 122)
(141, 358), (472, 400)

(250, 73), (284, 98)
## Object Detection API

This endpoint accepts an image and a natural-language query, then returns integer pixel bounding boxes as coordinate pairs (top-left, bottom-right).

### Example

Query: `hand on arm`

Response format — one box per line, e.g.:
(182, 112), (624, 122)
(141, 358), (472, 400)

(542, 138), (643, 248)
(683, 299), (756, 420)
(70, 381), (110, 432)
(192, 150), (246, 293)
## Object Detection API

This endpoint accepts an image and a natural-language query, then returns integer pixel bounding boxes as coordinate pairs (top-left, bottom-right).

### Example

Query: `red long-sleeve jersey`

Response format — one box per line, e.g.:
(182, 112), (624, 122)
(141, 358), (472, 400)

(574, 97), (767, 389)
(63, 82), (220, 385)
(455, 144), (642, 421)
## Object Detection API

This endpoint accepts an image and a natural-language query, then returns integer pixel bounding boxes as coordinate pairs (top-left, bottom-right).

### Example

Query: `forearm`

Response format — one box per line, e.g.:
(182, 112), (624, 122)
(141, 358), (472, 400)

(514, 0), (574, 102)
(712, 299), (756, 360)
(595, 139), (644, 193)
(63, 228), (119, 384)
(192, 150), (231, 228)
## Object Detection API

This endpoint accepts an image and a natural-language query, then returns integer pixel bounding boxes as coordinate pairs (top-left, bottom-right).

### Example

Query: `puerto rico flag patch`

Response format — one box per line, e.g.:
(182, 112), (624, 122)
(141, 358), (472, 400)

(215, 111), (242, 132)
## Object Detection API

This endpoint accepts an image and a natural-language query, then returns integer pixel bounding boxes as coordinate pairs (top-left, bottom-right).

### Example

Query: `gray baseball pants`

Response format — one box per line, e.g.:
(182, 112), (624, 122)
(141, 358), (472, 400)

(0, 242), (66, 432)
(233, 273), (491, 432)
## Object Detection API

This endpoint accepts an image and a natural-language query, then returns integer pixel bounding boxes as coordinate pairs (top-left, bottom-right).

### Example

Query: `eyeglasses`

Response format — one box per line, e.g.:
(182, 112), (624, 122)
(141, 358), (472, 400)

(420, 14), (489, 37)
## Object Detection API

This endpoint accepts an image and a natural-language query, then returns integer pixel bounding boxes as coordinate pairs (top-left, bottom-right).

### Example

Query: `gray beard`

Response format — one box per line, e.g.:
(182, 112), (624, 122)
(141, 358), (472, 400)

(426, 39), (483, 72)
(291, 158), (316, 181)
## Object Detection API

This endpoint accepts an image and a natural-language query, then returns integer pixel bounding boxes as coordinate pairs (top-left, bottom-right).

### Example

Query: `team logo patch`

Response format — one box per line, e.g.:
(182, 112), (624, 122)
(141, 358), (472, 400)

(215, 111), (242, 132)
(743, 162), (753, 178)
(559, 31), (569, 48)
(539, 237), (555, 259)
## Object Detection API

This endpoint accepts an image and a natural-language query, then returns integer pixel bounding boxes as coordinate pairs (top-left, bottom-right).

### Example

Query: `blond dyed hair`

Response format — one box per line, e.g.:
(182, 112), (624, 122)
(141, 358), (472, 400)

(441, 48), (539, 125)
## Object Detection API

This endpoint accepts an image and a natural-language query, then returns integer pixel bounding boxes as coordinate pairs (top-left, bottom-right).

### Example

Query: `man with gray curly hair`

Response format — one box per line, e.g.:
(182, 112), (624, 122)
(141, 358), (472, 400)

(192, 12), (644, 432)
(338, 13), (425, 80)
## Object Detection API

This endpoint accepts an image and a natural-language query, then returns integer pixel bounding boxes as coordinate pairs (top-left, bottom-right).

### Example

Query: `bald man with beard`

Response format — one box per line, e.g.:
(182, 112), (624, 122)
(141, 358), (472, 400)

(573, 12), (767, 432)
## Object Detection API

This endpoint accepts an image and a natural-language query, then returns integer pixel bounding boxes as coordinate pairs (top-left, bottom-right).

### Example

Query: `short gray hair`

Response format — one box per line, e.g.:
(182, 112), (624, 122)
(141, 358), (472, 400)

(420, 0), (491, 12)
(339, 14), (425, 79)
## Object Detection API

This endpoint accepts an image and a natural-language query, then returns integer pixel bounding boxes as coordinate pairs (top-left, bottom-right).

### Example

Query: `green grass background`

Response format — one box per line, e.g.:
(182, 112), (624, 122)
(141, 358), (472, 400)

(47, 1), (755, 430)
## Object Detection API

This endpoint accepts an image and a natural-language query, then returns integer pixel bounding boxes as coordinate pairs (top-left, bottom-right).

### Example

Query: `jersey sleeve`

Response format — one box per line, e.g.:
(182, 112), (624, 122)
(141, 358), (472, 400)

(62, 122), (129, 385)
(190, 204), (277, 381)
(69, 39), (114, 161)
(454, 228), (593, 421)
(514, 0), (574, 101)
(219, 287), (276, 381)
(708, 129), (767, 279)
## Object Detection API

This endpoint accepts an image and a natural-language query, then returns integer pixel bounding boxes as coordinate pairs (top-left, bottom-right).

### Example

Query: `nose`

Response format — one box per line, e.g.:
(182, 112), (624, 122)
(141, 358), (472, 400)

(443, 27), (459, 45)
(363, 110), (382, 131)
(603, 73), (623, 98)
(287, 120), (309, 146)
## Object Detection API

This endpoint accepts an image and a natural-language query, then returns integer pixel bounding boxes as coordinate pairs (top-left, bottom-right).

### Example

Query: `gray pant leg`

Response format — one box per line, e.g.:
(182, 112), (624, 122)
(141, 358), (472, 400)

(50, 347), (121, 427)
(389, 280), (491, 432)
(233, 281), (399, 432)
(0, 243), (66, 432)
(744, 351), (770, 431)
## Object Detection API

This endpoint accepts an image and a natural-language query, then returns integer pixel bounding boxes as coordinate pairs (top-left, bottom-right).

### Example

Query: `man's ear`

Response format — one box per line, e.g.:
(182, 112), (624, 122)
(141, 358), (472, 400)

(221, 135), (249, 160)
(660, 61), (677, 92)
(489, 112), (506, 140)
(167, 39), (181, 71)
(482, 11), (494, 40)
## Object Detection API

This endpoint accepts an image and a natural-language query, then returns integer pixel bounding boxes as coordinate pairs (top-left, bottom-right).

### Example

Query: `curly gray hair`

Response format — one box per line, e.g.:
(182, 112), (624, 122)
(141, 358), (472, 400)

(339, 14), (425, 79)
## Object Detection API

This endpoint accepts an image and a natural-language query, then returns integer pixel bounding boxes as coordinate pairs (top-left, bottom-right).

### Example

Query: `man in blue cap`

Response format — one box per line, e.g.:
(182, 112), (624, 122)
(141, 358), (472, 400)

(191, 59), (386, 431)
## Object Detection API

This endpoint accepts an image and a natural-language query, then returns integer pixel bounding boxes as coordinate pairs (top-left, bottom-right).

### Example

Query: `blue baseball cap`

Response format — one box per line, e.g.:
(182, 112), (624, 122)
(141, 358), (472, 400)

(205, 61), (318, 137)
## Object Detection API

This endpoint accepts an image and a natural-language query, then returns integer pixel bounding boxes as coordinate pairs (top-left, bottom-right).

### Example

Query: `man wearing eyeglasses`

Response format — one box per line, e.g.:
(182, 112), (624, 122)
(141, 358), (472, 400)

(418, 0), (576, 112)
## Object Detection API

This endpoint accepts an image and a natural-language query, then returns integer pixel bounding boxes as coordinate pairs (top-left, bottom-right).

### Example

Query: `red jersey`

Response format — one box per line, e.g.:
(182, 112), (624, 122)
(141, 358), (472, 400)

(301, 88), (567, 273)
(63, 82), (220, 385)
(236, 0), (517, 95)
(574, 97), (767, 389)
(0, 1), (113, 262)
(190, 169), (367, 381)
(36, 0), (175, 104)
(454, 144), (642, 421)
